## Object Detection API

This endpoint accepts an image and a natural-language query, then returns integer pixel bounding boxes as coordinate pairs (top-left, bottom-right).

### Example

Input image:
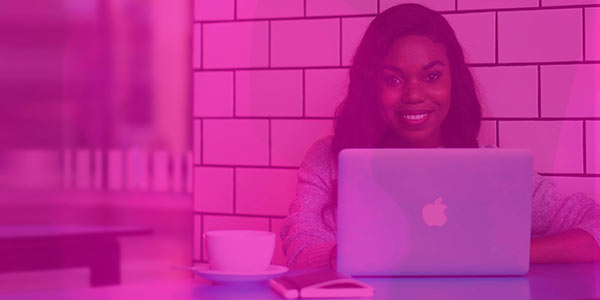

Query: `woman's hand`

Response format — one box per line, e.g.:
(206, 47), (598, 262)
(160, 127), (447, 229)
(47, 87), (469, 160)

(530, 229), (600, 263)
(329, 244), (337, 270)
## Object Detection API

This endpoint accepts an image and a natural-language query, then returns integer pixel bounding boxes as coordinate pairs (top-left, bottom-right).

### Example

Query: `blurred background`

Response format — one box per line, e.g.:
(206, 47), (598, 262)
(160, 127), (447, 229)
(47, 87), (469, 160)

(0, 0), (192, 293)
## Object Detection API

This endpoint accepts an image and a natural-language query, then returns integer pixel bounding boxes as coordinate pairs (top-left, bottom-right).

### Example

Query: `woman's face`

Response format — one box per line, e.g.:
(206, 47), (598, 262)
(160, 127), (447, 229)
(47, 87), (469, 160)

(377, 35), (452, 148)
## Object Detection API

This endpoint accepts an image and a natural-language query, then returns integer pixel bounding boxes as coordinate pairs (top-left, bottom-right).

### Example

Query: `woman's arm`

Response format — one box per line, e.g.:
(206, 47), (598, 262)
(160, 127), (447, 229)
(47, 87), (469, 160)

(280, 137), (337, 269)
(531, 228), (600, 263)
(531, 174), (600, 263)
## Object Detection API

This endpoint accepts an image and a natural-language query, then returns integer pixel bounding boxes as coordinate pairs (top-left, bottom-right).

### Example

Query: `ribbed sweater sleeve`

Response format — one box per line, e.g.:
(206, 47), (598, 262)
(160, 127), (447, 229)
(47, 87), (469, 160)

(531, 173), (600, 248)
(280, 136), (337, 269)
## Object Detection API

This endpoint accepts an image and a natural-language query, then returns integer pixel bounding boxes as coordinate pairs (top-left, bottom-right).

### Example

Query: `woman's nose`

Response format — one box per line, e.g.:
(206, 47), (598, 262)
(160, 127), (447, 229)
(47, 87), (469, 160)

(402, 81), (425, 103)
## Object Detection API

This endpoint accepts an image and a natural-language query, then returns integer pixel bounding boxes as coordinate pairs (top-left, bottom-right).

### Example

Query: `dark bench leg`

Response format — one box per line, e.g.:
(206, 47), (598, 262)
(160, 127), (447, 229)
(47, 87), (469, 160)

(89, 240), (121, 286)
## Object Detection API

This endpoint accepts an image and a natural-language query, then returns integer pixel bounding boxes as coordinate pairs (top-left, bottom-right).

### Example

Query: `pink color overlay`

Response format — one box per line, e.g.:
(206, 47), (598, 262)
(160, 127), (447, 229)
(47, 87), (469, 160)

(0, 0), (598, 293)
(192, 1), (599, 270)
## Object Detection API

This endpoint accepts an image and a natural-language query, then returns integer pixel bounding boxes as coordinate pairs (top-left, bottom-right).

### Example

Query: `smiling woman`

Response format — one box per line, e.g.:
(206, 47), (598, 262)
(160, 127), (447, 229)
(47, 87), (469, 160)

(377, 35), (452, 148)
(279, 3), (600, 270)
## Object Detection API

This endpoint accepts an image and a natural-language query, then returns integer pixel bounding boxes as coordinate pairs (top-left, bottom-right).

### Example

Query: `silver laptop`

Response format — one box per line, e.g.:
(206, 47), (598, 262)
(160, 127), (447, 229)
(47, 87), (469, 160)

(337, 148), (532, 276)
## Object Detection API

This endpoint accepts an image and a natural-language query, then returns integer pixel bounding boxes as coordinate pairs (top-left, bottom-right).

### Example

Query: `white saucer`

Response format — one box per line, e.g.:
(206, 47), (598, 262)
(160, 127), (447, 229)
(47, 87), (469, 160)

(191, 264), (289, 283)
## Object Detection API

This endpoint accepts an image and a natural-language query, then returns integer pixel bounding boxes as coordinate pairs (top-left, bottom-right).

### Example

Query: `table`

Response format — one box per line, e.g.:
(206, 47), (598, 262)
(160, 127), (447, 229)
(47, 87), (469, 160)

(0, 225), (152, 286)
(4, 263), (599, 299)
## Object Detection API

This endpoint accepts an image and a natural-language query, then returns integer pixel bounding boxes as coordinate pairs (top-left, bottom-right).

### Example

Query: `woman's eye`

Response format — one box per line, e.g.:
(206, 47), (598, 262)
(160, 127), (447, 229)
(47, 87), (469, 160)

(384, 75), (403, 86)
(424, 72), (441, 82)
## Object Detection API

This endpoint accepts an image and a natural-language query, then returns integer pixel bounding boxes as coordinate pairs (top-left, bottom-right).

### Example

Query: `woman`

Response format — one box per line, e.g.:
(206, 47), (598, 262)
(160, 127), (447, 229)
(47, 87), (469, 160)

(280, 3), (600, 269)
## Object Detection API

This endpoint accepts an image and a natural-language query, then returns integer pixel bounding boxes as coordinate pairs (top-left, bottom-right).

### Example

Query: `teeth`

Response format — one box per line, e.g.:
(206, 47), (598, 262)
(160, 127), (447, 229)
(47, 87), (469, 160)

(402, 113), (427, 120)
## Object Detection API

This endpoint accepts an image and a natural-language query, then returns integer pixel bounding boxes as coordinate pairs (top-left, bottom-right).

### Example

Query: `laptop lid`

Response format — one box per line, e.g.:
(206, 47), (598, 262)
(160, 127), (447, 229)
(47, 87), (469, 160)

(337, 149), (532, 276)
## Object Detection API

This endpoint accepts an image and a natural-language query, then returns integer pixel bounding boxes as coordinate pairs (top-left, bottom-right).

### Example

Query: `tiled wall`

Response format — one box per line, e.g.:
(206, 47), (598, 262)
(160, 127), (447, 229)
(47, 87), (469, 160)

(193, 0), (600, 265)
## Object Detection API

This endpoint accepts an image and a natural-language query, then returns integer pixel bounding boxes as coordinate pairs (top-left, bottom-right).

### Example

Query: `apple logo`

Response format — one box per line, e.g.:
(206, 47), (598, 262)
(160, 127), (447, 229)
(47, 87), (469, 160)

(422, 197), (447, 227)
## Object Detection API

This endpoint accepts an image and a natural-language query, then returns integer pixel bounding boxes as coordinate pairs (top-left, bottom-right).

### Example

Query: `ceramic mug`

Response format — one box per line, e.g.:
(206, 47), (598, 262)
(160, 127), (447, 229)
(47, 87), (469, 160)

(204, 230), (275, 272)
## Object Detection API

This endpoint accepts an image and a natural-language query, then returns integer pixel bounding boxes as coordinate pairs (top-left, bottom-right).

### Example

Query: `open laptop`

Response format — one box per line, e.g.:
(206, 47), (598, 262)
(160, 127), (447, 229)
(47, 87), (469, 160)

(337, 148), (532, 276)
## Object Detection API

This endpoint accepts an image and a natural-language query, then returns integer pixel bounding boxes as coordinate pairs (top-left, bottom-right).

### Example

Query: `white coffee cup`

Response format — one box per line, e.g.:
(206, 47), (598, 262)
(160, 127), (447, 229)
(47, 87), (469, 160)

(204, 230), (275, 272)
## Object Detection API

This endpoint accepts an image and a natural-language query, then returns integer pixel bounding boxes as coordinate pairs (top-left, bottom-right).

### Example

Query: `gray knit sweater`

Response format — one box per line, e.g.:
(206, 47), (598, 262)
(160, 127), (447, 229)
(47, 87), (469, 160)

(280, 135), (600, 269)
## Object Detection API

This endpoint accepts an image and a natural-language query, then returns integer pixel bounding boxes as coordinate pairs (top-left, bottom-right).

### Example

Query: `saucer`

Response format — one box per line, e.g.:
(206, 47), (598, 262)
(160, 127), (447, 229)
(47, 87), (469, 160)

(191, 264), (289, 283)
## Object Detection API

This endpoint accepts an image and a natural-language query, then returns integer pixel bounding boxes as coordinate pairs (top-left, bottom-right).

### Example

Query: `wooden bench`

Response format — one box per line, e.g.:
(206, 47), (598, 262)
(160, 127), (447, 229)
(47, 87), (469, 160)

(0, 225), (152, 286)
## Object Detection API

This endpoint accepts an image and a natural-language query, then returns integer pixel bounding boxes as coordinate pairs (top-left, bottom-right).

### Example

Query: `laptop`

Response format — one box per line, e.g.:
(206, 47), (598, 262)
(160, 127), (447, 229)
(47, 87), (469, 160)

(337, 148), (532, 276)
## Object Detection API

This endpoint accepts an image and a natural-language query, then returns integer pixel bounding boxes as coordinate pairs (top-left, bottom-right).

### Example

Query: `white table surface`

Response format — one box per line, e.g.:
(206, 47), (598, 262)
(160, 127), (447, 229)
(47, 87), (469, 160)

(4, 263), (599, 300)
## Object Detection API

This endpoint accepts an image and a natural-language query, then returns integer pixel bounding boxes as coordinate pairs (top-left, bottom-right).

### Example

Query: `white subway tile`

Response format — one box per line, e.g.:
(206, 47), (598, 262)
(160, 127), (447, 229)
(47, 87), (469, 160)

(499, 9), (582, 62)
(237, 0), (304, 19)
(271, 120), (334, 167)
(458, 0), (537, 10)
(203, 119), (269, 166)
(586, 121), (600, 174)
(193, 24), (201, 68)
(541, 64), (600, 117)
(236, 70), (303, 117)
(445, 12), (496, 64)
(305, 69), (349, 117)
(479, 120), (497, 147)
(471, 66), (538, 118)
(194, 167), (234, 213)
(380, 0), (455, 12)
(499, 121), (583, 174)
(203, 22), (269, 68)
(342, 17), (374, 66)
(271, 19), (340, 67)
(194, 72), (233, 117)
(194, 120), (202, 164)
(542, 0), (600, 6)
(306, 0), (377, 16)
(236, 168), (297, 216)
(585, 8), (600, 61)
(194, 0), (234, 21)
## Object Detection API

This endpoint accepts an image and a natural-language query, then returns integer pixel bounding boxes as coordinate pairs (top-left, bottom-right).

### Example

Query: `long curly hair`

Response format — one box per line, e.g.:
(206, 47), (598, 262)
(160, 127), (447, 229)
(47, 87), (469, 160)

(323, 3), (482, 230)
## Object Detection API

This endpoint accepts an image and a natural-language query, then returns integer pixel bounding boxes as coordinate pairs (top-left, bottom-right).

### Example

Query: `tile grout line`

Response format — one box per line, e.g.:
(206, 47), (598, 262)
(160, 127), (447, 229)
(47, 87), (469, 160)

(269, 120), (272, 166)
(538, 173), (600, 178)
(582, 8), (586, 61)
(200, 214), (204, 262)
(538, 65), (542, 118)
(200, 119), (204, 165)
(302, 69), (306, 117)
(268, 20), (272, 68)
(233, 71), (237, 117)
(200, 23), (204, 69)
(304, 0), (306, 16)
(194, 211), (289, 219)
(495, 11), (499, 64)
(496, 120), (500, 147)
(233, 167), (237, 214)
(339, 18), (342, 66)
(193, 163), (299, 170)
(583, 121), (587, 174)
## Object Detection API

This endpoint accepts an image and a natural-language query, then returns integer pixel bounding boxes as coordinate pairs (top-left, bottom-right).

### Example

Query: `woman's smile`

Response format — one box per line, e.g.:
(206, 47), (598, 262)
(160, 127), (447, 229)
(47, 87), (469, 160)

(397, 110), (432, 127)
